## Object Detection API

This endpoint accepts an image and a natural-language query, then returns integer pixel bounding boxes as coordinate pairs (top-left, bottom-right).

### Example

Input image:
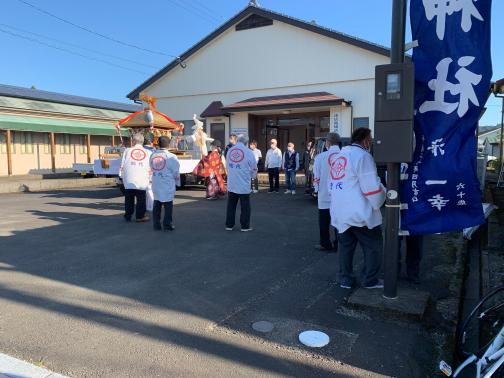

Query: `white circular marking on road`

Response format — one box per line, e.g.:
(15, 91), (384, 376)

(252, 321), (274, 333)
(298, 330), (330, 348)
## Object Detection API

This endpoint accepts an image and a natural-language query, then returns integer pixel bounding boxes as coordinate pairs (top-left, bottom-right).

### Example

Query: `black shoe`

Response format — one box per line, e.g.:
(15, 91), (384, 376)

(315, 244), (332, 251)
(164, 225), (175, 231)
(124, 216), (132, 222)
(153, 226), (162, 231)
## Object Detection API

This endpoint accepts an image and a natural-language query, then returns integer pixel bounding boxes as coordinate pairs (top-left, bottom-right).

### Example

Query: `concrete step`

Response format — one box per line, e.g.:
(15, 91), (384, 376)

(257, 172), (306, 185)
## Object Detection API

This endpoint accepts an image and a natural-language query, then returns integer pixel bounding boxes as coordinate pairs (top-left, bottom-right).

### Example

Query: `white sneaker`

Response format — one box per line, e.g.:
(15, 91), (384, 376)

(225, 227), (233, 231)
(291, 190), (296, 195)
(363, 279), (384, 289)
(284, 190), (291, 194)
(252, 190), (259, 194)
(241, 228), (253, 232)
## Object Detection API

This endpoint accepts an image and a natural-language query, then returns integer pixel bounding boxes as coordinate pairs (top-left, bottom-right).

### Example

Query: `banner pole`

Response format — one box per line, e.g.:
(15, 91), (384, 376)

(383, 0), (407, 300)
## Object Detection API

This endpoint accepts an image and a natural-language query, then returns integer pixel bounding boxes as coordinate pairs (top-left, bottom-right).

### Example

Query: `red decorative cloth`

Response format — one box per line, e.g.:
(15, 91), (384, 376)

(193, 151), (227, 195)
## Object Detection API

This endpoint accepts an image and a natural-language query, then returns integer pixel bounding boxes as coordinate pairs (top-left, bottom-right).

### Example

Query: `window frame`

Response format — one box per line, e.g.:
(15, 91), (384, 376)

(59, 134), (72, 154)
(79, 135), (88, 154)
(19, 131), (34, 154)
(353, 117), (370, 131)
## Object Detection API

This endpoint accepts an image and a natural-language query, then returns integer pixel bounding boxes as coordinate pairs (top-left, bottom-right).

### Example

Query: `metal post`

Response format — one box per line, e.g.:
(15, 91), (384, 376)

(383, 0), (407, 299)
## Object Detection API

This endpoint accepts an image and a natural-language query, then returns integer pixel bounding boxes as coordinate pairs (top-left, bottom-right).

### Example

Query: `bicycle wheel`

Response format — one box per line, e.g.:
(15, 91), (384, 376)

(457, 286), (504, 360)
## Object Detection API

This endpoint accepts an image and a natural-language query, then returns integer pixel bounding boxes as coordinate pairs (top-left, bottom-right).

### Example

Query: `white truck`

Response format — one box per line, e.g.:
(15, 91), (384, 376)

(72, 146), (202, 190)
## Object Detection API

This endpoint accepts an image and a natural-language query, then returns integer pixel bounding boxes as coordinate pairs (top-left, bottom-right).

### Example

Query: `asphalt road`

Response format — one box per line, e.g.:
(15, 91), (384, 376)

(0, 186), (434, 377)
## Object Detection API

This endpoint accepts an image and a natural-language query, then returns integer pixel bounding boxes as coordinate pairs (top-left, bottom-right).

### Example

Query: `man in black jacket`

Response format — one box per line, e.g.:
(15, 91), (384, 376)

(224, 134), (237, 158)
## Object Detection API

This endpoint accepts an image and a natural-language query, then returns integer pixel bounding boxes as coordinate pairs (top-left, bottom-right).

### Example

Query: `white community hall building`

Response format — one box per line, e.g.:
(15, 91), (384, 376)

(127, 5), (391, 153)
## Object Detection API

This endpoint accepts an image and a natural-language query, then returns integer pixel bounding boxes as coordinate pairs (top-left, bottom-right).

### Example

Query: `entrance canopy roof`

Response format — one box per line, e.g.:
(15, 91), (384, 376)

(221, 92), (346, 113)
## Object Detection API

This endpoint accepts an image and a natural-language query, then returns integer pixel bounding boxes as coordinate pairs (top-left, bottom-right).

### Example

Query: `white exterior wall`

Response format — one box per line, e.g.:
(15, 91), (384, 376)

(139, 18), (389, 137)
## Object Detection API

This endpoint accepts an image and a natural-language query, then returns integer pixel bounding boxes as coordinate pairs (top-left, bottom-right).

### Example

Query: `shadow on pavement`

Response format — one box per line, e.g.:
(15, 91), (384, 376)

(0, 187), (443, 376)
(0, 284), (345, 377)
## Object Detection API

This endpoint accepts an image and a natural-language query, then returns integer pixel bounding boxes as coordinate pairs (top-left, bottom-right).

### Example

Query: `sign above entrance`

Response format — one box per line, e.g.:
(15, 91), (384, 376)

(231, 127), (249, 139)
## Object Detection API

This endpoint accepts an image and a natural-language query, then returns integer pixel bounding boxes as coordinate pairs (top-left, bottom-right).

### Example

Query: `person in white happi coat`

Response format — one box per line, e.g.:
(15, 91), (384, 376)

(149, 136), (180, 231)
(119, 133), (152, 222)
(225, 135), (258, 232)
(313, 132), (341, 252)
(328, 128), (386, 290)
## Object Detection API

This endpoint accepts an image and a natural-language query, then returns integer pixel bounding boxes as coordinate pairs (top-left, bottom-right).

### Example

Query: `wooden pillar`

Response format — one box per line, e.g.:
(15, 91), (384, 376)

(50, 132), (56, 173)
(111, 135), (115, 147)
(6, 129), (12, 176)
(86, 134), (91, 163)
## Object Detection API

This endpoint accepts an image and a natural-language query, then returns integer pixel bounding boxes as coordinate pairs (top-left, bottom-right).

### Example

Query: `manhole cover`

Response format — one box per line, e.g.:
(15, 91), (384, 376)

(252, 321), (274, 333)
(298, 330), (330, 348)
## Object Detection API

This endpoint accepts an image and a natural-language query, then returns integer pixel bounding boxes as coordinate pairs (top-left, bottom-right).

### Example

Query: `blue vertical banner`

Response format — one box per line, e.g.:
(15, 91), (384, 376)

(401, 0), (493, 235)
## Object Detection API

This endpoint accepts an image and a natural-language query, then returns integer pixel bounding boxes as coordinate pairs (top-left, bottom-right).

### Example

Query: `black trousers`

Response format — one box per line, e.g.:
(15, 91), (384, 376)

(268, 168), (280, 191)
(339, 226), (382, 287)
(226, 192), (251, 229)
(318, 208), (337, 250)
(399, 235), (424, 279)
(124, 189), (146, 220)
(153, 200), (173, 229)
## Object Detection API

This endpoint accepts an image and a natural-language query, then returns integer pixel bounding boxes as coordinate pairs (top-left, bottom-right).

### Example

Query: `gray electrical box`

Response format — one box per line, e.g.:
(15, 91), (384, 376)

(373, 63), (415, 163)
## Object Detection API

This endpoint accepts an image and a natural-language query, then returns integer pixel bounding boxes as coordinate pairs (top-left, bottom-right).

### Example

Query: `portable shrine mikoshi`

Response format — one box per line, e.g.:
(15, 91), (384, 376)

(116, 94), (189, 156)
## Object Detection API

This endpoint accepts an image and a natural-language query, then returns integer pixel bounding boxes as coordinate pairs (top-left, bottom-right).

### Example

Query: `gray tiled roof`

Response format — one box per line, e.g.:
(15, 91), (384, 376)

(0, 84), (139, 113)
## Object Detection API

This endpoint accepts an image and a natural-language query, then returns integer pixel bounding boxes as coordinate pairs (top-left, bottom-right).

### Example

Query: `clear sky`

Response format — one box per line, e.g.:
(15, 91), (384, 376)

(1, 0), (502, 126)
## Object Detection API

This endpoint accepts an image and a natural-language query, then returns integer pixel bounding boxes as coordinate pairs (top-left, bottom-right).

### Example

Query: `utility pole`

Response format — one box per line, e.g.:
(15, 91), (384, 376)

(383, 0), (407, 300)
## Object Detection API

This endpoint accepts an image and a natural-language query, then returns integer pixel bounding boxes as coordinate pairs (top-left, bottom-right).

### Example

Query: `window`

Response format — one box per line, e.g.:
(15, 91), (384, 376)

(0, 131), (16, 154)
(79, 135), (88, 154)
(44, 133), (51, 154)
(353, 117), (370, 131)
(210, 123), (225, 148)
(60, 134), (71, 154)
(19, 132), (34, 154)
(319, 116), (330, 131)
(0, 131), (6, 154)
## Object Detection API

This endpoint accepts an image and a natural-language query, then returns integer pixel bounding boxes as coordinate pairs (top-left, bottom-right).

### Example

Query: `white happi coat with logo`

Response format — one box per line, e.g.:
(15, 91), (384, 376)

(119, 144), (152, 190)
(226, 142), (258, 194)
(313, 145), (341, 210)
(328, 144), (386, 233)
(149, 149), (181, 202)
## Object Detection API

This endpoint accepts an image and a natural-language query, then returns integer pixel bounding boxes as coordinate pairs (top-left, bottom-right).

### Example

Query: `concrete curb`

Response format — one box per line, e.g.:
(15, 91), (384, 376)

(0, 178), (116, 194)
(0, 353), (67, 378)
(257, 173), (306, 186)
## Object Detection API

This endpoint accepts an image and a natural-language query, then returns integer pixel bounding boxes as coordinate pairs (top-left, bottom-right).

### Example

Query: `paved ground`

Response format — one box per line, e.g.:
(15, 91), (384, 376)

(0, 186), (448, 377)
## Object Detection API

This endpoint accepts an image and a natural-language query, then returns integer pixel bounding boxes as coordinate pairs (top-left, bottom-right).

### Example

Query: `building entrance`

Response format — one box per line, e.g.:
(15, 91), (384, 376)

(248, 112), (330, 157)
